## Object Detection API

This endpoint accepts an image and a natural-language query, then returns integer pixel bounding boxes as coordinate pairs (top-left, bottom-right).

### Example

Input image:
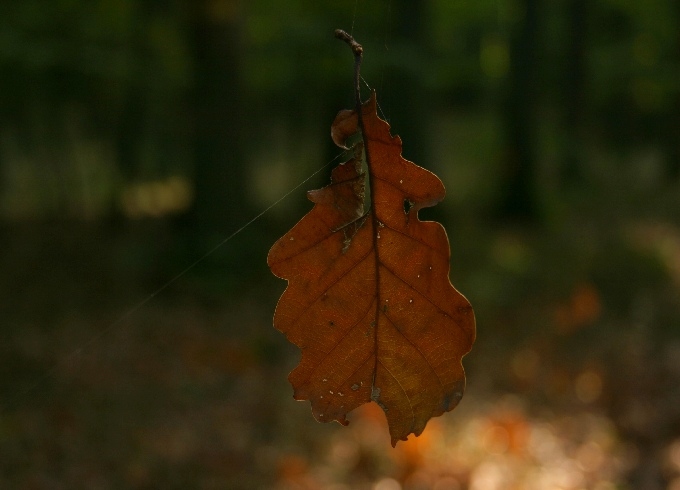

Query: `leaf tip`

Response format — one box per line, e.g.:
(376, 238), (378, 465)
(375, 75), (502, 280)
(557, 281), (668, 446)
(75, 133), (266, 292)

(391, 435), (408, 448)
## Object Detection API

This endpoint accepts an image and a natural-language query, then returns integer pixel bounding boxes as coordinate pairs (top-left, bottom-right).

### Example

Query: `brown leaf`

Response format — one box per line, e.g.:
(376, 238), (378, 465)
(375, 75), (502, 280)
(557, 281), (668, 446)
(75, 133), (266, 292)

(268, 92), (475, 446)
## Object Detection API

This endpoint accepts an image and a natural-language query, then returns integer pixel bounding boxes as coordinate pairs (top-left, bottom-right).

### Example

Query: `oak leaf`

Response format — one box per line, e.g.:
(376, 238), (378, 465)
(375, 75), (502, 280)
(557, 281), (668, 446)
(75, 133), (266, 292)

(268, 92), (475, 446)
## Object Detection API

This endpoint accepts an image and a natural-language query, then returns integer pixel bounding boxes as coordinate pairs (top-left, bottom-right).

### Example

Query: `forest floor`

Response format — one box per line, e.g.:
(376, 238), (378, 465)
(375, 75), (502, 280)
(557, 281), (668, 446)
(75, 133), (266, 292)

(1, 219), (679, 490)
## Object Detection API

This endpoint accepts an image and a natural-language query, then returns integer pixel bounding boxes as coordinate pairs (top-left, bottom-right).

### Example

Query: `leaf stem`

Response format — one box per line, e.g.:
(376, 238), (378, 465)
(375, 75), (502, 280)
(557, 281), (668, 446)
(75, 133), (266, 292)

(334, 29), (363, 113)
(335, 29), (382, 398)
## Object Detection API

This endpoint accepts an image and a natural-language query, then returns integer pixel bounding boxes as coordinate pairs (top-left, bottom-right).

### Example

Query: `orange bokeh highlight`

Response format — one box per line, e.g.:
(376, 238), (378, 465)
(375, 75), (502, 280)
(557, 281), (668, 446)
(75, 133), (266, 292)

(554, 283), (602, 334)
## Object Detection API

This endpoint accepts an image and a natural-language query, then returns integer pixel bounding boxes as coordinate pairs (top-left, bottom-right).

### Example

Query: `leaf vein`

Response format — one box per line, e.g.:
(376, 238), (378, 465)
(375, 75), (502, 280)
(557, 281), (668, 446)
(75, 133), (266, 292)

(377, 359), (416, 433)
(288, 245), (373, 327)
(379, 222), (449, 260)
(379, 262), (452, 319)
(297, 297), (376, 389)
(383, 312), (445, 392)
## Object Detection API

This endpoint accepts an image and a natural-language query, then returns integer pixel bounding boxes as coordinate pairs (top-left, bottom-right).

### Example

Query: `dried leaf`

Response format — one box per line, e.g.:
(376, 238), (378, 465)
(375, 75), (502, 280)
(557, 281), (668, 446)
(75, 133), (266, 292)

(268, 92), (475, 445)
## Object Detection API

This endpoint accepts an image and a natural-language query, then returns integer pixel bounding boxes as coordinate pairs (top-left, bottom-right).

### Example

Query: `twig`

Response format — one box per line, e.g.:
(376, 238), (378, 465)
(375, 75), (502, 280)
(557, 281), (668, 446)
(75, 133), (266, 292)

(334, 29), (364, 113)
(334, 29), (363, 56)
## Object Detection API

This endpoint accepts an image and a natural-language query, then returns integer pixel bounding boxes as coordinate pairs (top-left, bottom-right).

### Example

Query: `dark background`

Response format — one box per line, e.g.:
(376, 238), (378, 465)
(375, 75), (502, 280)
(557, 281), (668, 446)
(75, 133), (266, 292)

(1, 1), (679, 488)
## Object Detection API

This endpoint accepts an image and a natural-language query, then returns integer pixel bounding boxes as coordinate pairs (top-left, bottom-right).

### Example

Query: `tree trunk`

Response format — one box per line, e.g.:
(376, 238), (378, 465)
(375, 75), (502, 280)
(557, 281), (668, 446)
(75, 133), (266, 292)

(383, 2), (429, 168)
(188, 0), (248, 236)
(497, 0), (541, 222)
(666, 2), (680, 182)
(560, 0), (587, 187)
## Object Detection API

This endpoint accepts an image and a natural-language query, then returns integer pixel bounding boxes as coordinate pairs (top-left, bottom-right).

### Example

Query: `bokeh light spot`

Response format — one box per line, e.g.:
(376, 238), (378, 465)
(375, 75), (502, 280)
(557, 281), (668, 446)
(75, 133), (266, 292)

(480, 37), (510, 79)
(575, 370), (603, 404)
(432, 475), (461, 490)
(374, 477), (401, 490)
(668, 439), (680, 472)
(511, 348), (539, 381)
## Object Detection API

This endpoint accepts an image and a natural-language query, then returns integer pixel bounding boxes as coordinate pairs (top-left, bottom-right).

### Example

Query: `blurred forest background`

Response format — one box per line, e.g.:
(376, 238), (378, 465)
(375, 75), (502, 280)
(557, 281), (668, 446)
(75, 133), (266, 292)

(1, 0), (680, 488)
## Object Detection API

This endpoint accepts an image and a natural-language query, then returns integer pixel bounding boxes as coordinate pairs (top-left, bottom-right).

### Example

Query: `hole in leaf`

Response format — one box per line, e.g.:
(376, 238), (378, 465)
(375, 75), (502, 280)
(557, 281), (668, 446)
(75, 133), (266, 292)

(403, 199), (414, 215)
